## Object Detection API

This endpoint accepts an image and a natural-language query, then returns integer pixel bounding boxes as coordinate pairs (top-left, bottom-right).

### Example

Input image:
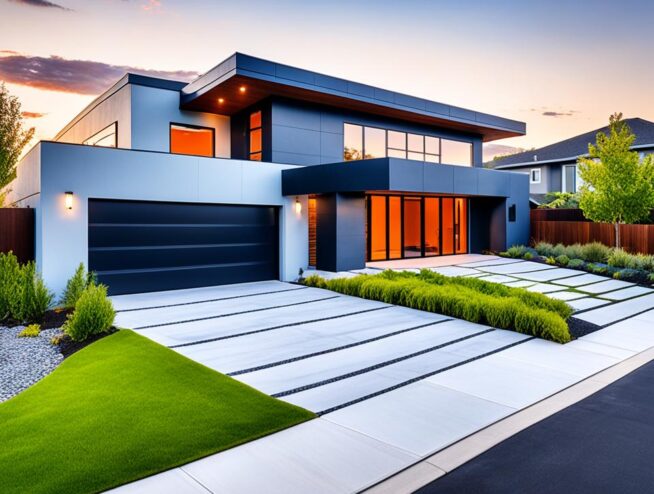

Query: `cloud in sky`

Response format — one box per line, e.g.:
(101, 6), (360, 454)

(21, 111), (47, 118)
(0, 53), (199, 95)
(8, 0), (71, 10)
(530, 107), (579, 118)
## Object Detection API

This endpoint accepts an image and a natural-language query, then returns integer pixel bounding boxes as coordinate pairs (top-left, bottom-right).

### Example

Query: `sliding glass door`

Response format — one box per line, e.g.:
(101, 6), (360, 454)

(367, 195), (468, 261)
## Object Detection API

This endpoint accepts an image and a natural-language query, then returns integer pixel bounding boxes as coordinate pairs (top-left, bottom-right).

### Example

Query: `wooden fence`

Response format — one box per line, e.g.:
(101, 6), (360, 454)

(0, 208), (35, 263)
(530, 209), (654, 254)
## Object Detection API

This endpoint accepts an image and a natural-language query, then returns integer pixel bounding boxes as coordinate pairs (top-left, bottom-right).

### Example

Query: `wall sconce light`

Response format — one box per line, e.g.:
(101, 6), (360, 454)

(218, 97), (225, 104)
(239, 86), (247, 93)
(294, 196), (302, 215)
(65, 191), (73, 210)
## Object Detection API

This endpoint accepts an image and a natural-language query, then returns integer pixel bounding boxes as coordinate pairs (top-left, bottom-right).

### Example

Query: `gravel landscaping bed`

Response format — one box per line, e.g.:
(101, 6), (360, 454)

(0, 326), (64, 403)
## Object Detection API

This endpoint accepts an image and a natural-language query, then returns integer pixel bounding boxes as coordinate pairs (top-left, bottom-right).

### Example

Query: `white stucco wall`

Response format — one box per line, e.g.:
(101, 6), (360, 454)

(130, 85), (231, 157)
(56, 85), (132, 148)
(33, 142), (307, 296)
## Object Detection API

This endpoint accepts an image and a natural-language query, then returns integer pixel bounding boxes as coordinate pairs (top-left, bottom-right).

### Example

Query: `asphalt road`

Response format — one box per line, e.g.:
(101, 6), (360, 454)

(417, 359), (654, 494)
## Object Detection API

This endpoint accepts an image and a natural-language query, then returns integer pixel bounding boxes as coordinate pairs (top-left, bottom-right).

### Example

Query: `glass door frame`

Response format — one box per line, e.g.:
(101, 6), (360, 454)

(366, 194), (469, 262)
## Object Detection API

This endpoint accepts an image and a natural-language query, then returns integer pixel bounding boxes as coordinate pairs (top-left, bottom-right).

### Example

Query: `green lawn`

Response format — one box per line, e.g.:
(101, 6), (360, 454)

(0, 330), (315, 494)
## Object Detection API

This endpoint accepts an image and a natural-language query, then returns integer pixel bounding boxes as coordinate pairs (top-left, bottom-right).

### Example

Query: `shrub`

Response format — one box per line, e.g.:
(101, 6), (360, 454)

(0, 253), (53, 323)
(0, 252), (23, 321)
(581, 242), (610, 263)
(60, 263), (96, 308)
(18, 324), (41, 338)
(563, 243), (584, 260)
(551, 243), (567, 257)
(555, 255), (570, 266)
(649, 273), (654, 284)
(534, 242), (554, 257)
(523, 252), (533, 260)
(303, 271), (572, 343)
(588, 263), (608, 275)
(20, 262), (54, 323)
(545, 256), (557, 265)
(567, 258), (585, 269)
(63, 284), (115, 342)
(506, 245), (528, 258)
(607, 248), (633, 269)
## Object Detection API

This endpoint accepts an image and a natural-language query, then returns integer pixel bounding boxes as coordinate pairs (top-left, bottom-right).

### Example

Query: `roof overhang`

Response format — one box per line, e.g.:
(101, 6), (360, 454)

(282, 158), (527, 197)
(181, 53), (526, 142)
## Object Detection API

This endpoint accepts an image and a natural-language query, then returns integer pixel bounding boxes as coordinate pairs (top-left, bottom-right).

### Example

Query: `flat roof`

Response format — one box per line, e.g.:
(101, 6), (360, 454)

(181, 53), (525, 142)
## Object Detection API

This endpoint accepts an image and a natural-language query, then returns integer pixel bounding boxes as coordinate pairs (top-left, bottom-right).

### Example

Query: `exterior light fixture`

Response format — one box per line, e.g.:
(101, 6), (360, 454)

(239, 86), (247, 93)
(218, 97), (225, 104)
(65, 191), (73, 210)
(294, 197), (302, 215)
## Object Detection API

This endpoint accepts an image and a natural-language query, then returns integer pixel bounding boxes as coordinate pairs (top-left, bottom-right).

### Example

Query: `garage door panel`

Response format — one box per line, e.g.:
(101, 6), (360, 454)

(88, 200), (276, 225)
(89, 225), (277, 248)
(101, 263), (278, 296)
(88, 199), (279, 295)
(89, 244), (276, 271)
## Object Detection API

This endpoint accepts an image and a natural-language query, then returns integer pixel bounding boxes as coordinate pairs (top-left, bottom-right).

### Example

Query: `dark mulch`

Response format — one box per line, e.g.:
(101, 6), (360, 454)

(41, 308), (73, 329)
(55, 328), (118, 359)
(568, 316), (602, 339)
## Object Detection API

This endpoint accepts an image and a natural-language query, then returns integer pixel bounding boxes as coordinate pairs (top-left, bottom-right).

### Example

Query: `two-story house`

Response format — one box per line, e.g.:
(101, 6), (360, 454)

(493, 118), (654, 206)
(7, 53), (528, 295)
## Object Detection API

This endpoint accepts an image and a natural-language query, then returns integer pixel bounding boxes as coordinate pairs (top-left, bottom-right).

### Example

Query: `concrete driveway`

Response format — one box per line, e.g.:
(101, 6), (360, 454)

(109, 261), (654, 493)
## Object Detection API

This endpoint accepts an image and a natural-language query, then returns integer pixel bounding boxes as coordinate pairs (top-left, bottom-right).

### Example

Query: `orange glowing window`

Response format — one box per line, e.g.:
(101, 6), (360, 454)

(249, 110), (263, 161)
(442, 198), (454, 255)
(389, 196), (402, 259)
(370, 196), (387, 261)
(424, 198), (440, 256)
(455, 198), (468, 254)
(403, 197), (422, 258)
(170, 124), (214, 157)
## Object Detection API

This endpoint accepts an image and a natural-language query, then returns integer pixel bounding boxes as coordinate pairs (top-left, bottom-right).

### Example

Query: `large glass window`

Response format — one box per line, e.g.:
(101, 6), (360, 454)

(84, 122), (117, 148)
(441, 139), (472, 166)
(170, 123), (214, 157)
(455, 198), (467, 254)
(370, 196), (387, 261)
(403, 197), (422, 258)
(344, 123), (363, 161)
(343, 124), (471, 166)
(424, 198), (440, 256)
(364, 127), (386, 159)
(441, 198), (454, 255)
(389, 196), (402, 259)
(249, 111), (262, 161)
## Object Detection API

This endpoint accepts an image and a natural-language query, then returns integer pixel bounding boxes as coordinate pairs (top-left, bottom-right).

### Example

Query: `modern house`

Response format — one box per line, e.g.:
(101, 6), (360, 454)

(7, 53), (528, 295)
(493, 118), (654, 206)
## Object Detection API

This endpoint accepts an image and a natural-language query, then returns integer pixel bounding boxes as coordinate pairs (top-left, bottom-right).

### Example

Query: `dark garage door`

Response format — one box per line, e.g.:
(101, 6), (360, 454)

(88, 199), (279, 295)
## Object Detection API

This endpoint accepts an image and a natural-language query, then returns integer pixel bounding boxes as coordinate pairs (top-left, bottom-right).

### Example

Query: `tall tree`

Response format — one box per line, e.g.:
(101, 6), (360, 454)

(0, 83), (35, 206)
(578, 113), (654, 248)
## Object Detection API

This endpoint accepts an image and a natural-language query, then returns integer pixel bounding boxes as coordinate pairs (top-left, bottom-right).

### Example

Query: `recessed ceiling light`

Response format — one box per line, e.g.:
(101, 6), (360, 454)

(218, 97), (224, 104)
(239, 86), (246, 93)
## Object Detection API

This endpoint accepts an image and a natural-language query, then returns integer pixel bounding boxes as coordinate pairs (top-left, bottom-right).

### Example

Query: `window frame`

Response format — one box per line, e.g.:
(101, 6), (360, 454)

(169, 122), (215, 157)
(83, 121), (118, 148)
(530, 168), (542, 184)
(562, 164), (577, 193)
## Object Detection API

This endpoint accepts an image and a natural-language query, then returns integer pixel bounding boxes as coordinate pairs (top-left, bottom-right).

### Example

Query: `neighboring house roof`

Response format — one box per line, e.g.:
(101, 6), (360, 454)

(180, 53), (525, 142)
(529, 193), (548, 206)
(493, 118), (654, 169)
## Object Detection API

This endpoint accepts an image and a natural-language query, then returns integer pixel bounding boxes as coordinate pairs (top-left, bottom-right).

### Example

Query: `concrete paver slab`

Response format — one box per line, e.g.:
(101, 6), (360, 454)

(575, 294), (654, 325)
(551, 273), (611, 287)
(513, 268), (586, 282)
(596, 286), (653, 301)
(567, 297), (611, 312)
(525, 283), (566, 294)
(476, 274), (517, 284)
(576, 279), (634, 294)
(429, 266), (482, 277)
(546, 290), (586, 301)
(181, 419), (417, 494)
(480, 263), (555, 275)
(324, 381), (514, 457)
(426, 354), (580, 409)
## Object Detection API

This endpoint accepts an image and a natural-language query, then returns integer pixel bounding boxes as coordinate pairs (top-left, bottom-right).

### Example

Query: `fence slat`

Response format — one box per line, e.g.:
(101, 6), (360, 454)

(0, 208), (35, 263)
(530, 210), (654, 254)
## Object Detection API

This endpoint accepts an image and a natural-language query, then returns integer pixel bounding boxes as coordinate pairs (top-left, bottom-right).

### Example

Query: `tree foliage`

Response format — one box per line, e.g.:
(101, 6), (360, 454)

(539, 191), (580, 209)
(0, 83), (35, 203)
(577, 113), (654, 246)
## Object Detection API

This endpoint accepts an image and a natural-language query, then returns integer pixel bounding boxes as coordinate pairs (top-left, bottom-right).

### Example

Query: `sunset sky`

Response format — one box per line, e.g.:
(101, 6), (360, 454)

(1, 0), (653, 160)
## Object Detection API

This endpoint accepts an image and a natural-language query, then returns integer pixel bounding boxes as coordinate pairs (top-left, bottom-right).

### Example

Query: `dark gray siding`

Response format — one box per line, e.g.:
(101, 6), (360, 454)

(270, 98), (483, 167)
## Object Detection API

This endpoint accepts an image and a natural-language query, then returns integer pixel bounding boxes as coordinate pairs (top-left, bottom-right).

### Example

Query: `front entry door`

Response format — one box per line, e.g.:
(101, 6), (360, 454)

(367, 195), (468, 261)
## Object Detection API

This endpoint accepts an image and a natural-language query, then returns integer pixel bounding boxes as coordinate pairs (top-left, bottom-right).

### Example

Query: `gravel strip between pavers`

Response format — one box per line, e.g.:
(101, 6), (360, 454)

(0, 326), (63, 402)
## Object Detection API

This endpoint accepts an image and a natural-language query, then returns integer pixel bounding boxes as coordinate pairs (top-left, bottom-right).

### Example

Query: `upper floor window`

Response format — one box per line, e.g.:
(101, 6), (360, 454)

(170, 123), (214, 157)
(530, 168), (541, 184)
(343, 123), (471, 166)
(563, 164), (579, 193)
(249, 111), (262, 161)
(84, 122), (117, 148)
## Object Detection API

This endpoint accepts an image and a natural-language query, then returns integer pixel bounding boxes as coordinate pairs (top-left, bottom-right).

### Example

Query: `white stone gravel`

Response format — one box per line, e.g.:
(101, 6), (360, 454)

(0, 326), (63, 402)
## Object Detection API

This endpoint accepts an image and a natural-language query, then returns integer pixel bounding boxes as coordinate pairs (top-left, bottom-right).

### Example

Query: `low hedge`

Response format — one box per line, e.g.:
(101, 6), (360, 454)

(303, 269), (572, 343)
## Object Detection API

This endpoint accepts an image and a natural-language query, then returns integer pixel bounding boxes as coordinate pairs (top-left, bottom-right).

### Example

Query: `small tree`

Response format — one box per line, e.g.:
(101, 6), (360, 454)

(0, 83), (35, 206)
(578, 113), (654, 248)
